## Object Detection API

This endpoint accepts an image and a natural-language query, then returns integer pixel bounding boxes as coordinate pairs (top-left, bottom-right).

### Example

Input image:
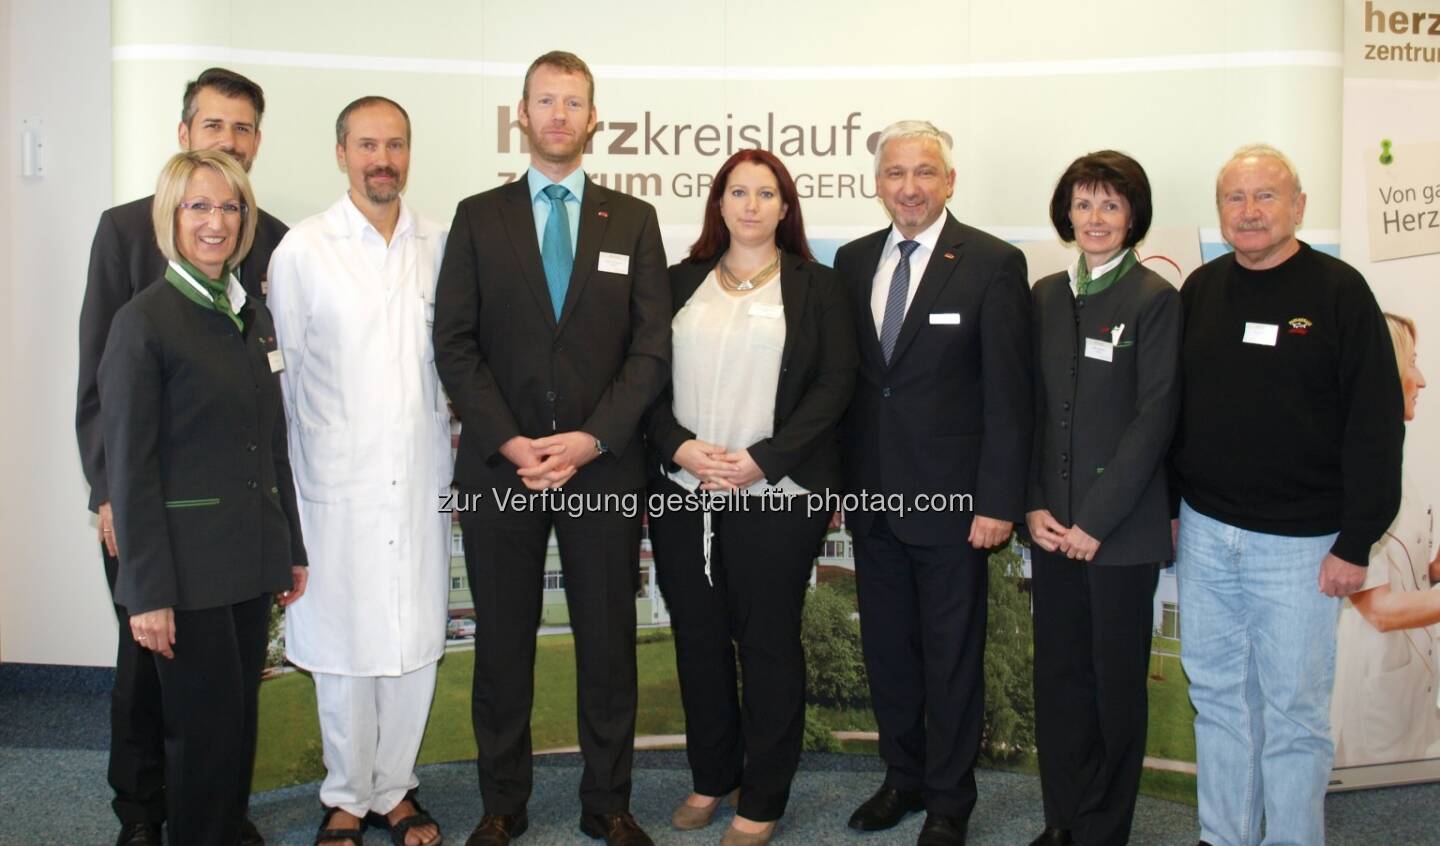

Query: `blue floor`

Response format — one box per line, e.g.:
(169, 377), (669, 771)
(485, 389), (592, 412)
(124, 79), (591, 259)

(4, 664), (1439, 845)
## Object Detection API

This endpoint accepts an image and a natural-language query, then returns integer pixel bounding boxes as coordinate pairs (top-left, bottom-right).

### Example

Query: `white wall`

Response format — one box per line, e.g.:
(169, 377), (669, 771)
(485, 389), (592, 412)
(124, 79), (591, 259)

(0, 0), (9, 658)
(0, 0), (115, 665)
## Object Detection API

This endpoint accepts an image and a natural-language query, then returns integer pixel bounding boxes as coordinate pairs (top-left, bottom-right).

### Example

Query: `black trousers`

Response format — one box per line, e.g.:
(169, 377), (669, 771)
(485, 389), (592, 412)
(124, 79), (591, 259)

(1031, 548), (1158, 846)
(104, 544), (167, 826)
(459, 486), (642, 816)
(647, 479), (831, 821)
(150, 593), (269, 846)
(852, 515), (988, 819)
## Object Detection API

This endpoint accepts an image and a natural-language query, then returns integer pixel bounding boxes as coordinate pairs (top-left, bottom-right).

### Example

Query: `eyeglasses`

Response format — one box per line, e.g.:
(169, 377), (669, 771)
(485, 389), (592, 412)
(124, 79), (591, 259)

(177, 200), (248, 217)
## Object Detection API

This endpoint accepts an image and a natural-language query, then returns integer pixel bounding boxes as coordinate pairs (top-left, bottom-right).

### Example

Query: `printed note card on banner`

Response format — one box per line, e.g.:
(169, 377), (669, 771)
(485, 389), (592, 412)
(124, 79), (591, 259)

(1366, 139), (1440, 262)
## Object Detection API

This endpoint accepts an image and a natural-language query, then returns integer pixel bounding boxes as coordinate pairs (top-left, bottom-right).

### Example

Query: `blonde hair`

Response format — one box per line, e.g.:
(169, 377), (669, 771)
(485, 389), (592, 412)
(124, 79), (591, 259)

(151, 149), (257, 270)
(1384, 311), (1417, 377)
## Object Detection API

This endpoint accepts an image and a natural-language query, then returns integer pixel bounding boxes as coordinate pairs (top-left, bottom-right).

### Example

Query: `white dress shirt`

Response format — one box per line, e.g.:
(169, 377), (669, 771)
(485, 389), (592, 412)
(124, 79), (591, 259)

(869, 212), (948, 337)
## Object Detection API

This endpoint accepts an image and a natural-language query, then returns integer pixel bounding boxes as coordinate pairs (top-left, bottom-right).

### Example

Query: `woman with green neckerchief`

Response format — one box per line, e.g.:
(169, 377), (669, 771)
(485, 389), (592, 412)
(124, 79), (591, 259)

(98, 149), (308, 846)
(1022, 150), (1181, 846)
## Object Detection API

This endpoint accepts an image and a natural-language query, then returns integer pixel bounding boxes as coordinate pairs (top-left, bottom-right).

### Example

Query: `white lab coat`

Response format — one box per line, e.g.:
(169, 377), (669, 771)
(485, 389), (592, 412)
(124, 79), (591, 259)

(1332, 478), (1440, 767)
(268, 193), (452, 676)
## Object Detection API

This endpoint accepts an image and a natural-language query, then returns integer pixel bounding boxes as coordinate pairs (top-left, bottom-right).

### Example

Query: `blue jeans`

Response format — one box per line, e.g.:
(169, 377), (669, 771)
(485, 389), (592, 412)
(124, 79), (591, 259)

(1177, 501), (1340, 846)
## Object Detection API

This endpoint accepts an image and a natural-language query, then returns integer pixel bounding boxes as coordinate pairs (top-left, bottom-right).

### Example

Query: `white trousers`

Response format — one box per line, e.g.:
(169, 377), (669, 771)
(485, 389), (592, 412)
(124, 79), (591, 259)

(314, 662), (438, 817)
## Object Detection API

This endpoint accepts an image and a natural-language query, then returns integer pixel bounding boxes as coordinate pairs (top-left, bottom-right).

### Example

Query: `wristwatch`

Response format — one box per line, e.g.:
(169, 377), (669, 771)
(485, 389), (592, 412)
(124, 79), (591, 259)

(594, 437), (608, 455)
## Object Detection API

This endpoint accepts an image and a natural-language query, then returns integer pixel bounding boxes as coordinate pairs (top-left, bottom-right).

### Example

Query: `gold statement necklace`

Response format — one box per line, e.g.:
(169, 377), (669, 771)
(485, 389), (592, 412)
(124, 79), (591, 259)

(717, 251), (781, 293)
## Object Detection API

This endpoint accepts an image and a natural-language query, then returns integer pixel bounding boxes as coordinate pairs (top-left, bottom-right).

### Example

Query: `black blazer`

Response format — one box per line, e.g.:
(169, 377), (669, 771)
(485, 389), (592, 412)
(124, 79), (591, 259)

(646, 253), (858, 493)
(433, 176), (671, 494)
(1027, 263), (1181, 565)
(837, 213), (1033, 546)
(98, 280), (306, 614)
(77, 194), (288, 512)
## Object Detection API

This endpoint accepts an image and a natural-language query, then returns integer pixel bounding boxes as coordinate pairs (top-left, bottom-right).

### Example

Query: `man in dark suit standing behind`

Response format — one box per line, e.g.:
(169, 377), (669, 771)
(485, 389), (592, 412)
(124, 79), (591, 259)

(433, 51), (669, 846)
(836, 120), (1032, 846)
(75, 67), (285, 846)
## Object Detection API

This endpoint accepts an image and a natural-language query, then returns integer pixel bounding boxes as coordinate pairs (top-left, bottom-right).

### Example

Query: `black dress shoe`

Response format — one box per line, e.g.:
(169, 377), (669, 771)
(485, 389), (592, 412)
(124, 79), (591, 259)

(917, 813), (968, 846)
(579, 811), (655, 846)
(115, 823), (162, 846)
(240, 816), (266, 846)
(847, 785), (925, 831)
(465, 812), (529, 846)
(1029, 828), (1073, 846)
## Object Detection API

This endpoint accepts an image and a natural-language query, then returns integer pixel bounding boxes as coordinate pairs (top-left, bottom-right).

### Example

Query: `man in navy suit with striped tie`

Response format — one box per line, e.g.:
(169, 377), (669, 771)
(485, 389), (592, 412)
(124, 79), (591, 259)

(835, 120), (1032, 846)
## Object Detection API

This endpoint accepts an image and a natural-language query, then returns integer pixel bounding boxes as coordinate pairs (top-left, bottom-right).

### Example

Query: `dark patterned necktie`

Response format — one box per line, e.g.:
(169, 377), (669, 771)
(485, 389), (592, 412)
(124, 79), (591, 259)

(879, 240), (919, 363)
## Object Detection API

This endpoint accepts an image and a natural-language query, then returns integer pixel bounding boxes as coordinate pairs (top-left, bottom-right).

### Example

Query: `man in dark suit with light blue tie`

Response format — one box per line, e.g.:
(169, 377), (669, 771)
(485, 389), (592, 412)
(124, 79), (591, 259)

(433, 51), (669, 846)
(836, 120), (1032, 846)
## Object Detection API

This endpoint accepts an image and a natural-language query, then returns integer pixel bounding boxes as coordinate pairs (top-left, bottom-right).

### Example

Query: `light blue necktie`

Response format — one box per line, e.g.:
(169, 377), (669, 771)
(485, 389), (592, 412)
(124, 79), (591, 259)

(879, 240), (919, 363)
(541, 184), (573, 321)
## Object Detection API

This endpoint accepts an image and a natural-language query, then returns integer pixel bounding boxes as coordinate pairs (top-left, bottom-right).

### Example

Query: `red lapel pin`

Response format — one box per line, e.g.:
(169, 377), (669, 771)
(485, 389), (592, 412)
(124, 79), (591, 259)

(943, 252), (955, 260)
(597, 210), (609, 218)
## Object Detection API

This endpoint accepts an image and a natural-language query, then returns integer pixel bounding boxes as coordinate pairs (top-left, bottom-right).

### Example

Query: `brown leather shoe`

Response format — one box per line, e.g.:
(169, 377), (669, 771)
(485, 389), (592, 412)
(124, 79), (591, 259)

(464, 812), (528, 846)
(579, 810), (654, 846)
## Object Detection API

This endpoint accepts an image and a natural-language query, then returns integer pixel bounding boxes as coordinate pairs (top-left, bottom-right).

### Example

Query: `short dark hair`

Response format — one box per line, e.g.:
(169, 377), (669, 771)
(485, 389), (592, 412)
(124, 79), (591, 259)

(335, 96), (411, 146)
(687, 148), (813, 264)
(1048, 150), (1153, 247)
(181, 67), (266, 128)
(522, 51), (595, 104)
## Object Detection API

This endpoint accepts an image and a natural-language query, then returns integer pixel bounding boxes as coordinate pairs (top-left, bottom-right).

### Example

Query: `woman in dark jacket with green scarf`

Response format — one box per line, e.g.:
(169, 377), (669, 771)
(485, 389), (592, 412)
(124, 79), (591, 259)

(99, 149), (308, 846)
(1024, 150), (1181, 846)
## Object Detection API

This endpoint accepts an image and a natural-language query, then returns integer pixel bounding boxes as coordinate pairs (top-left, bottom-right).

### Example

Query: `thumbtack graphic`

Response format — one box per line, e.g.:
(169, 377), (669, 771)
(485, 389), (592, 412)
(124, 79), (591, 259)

(1380, 139), (1393, 166)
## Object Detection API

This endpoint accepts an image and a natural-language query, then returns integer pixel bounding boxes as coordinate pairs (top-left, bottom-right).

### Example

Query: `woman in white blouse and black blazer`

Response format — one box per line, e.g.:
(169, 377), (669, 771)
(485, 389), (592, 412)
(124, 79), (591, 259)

(646, 148), (857, 846)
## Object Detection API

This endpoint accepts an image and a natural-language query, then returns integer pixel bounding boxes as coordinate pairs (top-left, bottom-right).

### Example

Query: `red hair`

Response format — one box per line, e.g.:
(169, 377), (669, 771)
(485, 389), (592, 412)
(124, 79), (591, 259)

(686, 149), (813, 263)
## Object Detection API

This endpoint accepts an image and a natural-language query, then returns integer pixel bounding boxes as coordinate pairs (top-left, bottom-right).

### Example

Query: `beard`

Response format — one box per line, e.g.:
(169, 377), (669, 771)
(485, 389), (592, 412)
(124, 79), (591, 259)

(364, 166), (403, 204)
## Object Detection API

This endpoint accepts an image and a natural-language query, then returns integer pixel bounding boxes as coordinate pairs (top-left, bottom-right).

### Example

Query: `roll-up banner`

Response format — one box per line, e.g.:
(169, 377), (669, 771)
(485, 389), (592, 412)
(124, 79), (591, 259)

(1331, 0), (1440, 792)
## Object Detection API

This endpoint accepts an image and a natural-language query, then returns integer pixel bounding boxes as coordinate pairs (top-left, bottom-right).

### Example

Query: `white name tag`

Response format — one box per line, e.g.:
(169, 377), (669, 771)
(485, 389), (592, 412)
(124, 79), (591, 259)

(597, 251), (630, 274)
(1084, 337), (1114, 362)
(749, 303), (784, 319)
(929, 312), (961, 325)
(268, 349), (285, 373)
(1243, 322), (1279, 346)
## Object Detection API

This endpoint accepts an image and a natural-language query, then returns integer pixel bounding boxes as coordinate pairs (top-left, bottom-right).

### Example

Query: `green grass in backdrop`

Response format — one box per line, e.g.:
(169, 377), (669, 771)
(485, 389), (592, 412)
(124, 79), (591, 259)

(254, 629), (1197, 805)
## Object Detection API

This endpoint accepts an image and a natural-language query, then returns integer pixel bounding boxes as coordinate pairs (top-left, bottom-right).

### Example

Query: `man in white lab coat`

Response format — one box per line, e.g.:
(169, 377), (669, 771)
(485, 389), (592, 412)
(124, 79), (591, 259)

(267, 96), (451, 846)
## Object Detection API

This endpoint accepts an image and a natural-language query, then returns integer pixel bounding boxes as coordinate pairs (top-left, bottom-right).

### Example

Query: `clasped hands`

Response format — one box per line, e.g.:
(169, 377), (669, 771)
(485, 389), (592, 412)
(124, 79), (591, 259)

(503, 432), (603, 491)
(1026, 508), (1100, 561)
(673, 439), (765, 491)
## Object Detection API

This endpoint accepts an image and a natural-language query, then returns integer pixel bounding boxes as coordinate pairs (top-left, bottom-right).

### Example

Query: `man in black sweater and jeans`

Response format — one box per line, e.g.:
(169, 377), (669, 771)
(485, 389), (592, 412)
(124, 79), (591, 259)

(1171, 144), (1403, 846)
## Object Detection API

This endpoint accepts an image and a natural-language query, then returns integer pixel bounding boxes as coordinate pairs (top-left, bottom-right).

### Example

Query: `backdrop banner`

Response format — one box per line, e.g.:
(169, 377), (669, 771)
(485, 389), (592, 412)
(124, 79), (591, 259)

(105, 0), (1359, 802)
(1331, 0), (1440, 792)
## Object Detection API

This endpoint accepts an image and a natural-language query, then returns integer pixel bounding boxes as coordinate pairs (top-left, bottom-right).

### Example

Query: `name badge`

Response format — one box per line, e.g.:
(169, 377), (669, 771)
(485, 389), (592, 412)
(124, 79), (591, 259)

(929, 312), (961, 325)
(749, 303), (784, 319)
(268, 349), (285, 373)
(1243, 322), (1279, 346)
(597, 251), (630, 274)
(1084, 337), (1114, 362)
